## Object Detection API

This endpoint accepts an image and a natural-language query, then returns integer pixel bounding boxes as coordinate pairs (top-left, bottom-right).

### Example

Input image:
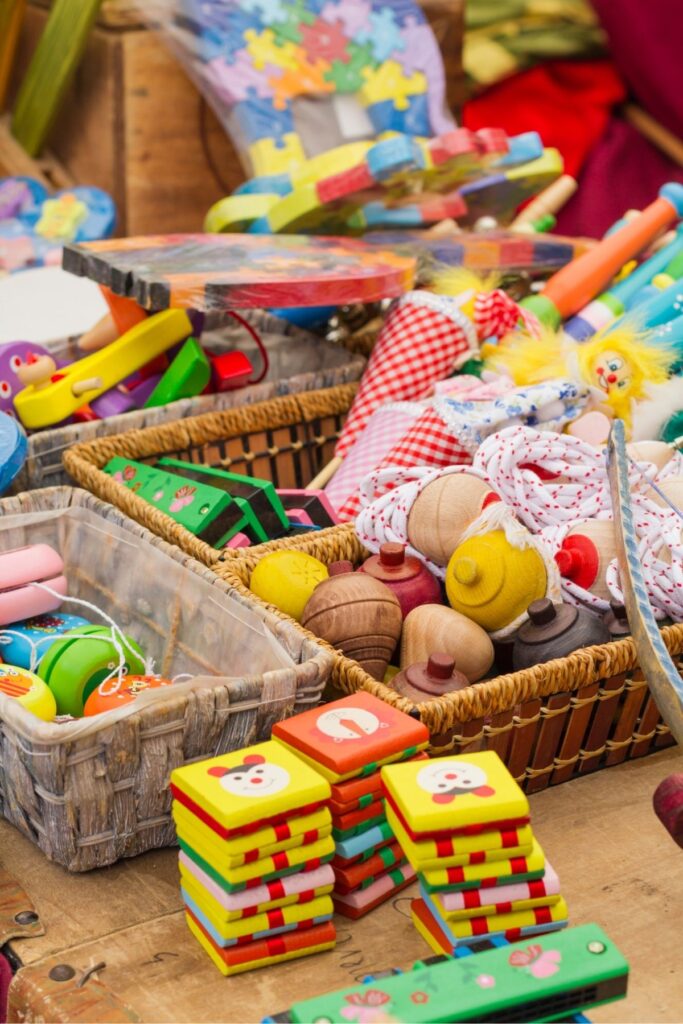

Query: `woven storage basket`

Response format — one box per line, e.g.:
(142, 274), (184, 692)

(63, 384), (358, 568)
(214, 534), (681, 792)
(0, 487), (333, 871)
(13, 312), (364, 491)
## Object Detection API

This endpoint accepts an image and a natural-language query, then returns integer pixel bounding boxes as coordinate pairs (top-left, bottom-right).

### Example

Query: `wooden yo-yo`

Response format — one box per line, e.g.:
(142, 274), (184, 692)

(407, 472), (499, 566)
(512, 598), (610, 671)
(301, 564), (402, 681)
(554, 519), (616, 602)
(358, 543), (441, 618)
(603, 602), (631, 639)
(400, 604), (494, 682)
(445, 530), (547, 633)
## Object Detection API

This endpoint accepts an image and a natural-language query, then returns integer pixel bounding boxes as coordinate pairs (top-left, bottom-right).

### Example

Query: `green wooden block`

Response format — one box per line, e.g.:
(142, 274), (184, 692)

(144, 338), (211, 408)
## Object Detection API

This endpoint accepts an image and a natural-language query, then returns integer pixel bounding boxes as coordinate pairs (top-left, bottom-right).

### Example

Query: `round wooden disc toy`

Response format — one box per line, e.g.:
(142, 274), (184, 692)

(84, 675), (173, 717)
(0, 665), (57, 721)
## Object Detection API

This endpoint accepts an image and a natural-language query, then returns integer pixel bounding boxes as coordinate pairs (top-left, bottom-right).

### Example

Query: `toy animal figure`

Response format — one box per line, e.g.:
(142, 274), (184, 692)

(487, 323), (675, 433)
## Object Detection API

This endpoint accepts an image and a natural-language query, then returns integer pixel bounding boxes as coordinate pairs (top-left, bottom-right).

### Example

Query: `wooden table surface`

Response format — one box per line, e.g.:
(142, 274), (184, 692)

(3, 747), (682, 1023)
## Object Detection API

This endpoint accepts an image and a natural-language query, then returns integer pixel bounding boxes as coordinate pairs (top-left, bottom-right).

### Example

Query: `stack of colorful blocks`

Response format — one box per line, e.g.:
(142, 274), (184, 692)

(170, 740), (337, 975)
(381, 752), (569, 953)
(272, 692), (429, 919)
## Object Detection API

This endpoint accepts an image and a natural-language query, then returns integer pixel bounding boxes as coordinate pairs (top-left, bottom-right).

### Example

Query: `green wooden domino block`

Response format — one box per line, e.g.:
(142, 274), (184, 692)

(104, 457), (160, 492)
(144, 338), (211, 408)
(156, 462), (269, 545)
(158, 459), (289, 538)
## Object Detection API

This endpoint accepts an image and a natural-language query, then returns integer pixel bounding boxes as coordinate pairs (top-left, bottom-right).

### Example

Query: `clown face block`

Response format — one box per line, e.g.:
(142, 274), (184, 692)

(416, 761), (495, 804)
(208, 754), (290, 798)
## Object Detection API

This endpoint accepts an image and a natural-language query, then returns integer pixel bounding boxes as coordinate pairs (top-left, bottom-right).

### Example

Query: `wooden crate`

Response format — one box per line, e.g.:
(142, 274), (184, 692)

(9, 0), (465, 235)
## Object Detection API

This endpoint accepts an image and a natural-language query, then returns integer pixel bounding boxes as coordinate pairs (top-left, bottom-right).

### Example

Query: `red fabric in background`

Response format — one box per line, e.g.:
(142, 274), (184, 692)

(462, 60), (626, 179)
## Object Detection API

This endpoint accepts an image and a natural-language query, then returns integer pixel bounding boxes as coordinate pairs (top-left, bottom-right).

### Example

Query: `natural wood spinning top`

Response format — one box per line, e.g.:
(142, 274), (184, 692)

(400, 603), (494, 682)
(301, 566), (402, 681)
(512, 598), (611, 670)
(391, 652), (471, 702)
(407, 473), (499, 566)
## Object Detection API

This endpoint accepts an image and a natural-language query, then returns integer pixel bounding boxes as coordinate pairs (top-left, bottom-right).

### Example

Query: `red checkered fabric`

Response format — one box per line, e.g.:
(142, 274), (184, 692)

(474, 289), (541, 340)
(338, 407), (472, 520)
(335, 297), (475, 460)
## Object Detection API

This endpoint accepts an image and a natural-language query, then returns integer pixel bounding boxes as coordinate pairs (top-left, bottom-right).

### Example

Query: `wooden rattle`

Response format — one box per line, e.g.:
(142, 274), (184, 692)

(445, 530), (547, 632)
(301, 564), (402, 681)
(407, 473), (499, 566)
(0, 544), (66, 625)
(512, 598), (611, 671)
(555, 519), (617, 602)
(0, 665), (56, 721)
(358, 543), (441, 618)
(38, 625), (146, 717)
(249, 550), (329, 622)
(84, 674), (173, 716)
(400, 604), (494, 682)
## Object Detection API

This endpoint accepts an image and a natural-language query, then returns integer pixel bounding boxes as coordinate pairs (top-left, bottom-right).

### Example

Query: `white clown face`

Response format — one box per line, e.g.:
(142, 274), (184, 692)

(316, 706), (384, 742)
(416, 761), (491, 804)
(208, 755), (290, 797)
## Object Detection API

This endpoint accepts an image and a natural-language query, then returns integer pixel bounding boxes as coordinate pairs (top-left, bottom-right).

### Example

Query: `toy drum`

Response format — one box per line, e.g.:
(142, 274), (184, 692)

(38, 625), (145, 717)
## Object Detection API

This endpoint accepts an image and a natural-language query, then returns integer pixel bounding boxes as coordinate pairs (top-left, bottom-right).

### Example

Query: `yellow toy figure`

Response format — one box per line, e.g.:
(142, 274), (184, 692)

(486, 324), (675, 433)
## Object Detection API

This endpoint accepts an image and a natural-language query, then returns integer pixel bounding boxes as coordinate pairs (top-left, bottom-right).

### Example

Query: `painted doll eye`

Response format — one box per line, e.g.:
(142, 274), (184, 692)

(607, 357), (624, 371)
(9, 356), (22, 371)
(0, 381), (11, 398)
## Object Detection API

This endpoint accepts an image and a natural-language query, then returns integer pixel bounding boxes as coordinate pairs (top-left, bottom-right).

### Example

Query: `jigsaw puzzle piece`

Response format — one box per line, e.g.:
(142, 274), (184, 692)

(242, 0), (288, 22)
(457, 148), (563, 225)
(245, 28), (301, 71)
(300, 16), (350, 62)
(290, 141), (372, 187)
(359, 60), (426, 111)
(383, 0), (428, 26)
(321, 0), (371, 36)
(234, 93), (295, 143)
(269, 55), (334, 109)
(206, 51), (278, 103)
(356, 7), (405, 62)
(365, 91), (430, 136)
(325, 41), (376, 93)
(248, 133), (307, 176)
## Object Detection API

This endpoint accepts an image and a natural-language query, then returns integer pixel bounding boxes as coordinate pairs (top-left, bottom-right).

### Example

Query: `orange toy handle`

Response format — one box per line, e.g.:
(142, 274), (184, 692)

(522, 183), (683, 326)
(101, 286), (147, 335)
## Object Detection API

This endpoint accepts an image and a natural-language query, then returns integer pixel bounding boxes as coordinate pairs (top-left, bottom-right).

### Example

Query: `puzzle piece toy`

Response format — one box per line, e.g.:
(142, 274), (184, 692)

(299, 16), (349, 62)
(245, 28), (301, 72)
(325, 40), (377, 92)
(205, 194), (279, 233)
(248, 134), (307, 176)
(233, 91), (294, 142)
(458, 148), (564, 226)
(356, 6), (404, 62)
(207, 51), (281, 104)
(359, 60), (426, 111)
(321, 0), (371, 36)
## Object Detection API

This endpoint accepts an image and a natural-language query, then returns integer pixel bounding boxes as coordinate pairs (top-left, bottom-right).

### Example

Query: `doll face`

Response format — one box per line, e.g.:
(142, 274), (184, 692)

(416, 761), (494, 803)
(208, 754), (290, 797)
(592, 350), (631, 396)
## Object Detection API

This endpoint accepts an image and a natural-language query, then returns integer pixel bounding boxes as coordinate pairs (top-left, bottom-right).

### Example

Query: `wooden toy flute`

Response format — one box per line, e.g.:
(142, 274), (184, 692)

(522, 183), (683, 328)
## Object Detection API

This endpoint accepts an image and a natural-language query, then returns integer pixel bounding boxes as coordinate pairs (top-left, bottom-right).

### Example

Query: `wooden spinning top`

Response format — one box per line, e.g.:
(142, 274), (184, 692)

(400, 604), (494, 682)
(512, 598), (611, 670)
(391, 653), (470, 702)
(603, 602), (631, 639)
(554, 519), (616, 602)
(358, 543), (441, 617)
(407, 473), (499, 566)
(301, 566), (402, 681)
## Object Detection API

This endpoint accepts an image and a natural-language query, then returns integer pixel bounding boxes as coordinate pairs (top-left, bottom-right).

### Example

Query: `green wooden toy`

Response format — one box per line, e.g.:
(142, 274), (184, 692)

(144, 337), (211, 408)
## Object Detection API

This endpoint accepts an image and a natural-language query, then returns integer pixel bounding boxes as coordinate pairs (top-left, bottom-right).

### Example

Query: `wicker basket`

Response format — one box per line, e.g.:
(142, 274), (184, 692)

(63, 384), (357, 568)
(215, 535), (681, 792)
(0, 488), (333, 871)
(14, 313), (365, 491)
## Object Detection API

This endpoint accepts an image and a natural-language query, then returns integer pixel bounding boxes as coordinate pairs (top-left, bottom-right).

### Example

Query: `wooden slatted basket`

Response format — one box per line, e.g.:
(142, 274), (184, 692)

(62, 384), (681, 790)
(0, 488), (333, 871)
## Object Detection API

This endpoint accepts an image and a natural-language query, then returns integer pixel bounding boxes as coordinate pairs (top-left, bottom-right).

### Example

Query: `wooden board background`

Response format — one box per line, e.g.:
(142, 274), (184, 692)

(2, 748), (682, 1022)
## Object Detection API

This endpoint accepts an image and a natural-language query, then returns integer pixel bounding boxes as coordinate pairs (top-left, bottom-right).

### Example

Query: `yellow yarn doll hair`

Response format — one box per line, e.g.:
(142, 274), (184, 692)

(577, 323), (675, 426)
(484, 324), (567, 384)
(428, 267), (502, 319)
